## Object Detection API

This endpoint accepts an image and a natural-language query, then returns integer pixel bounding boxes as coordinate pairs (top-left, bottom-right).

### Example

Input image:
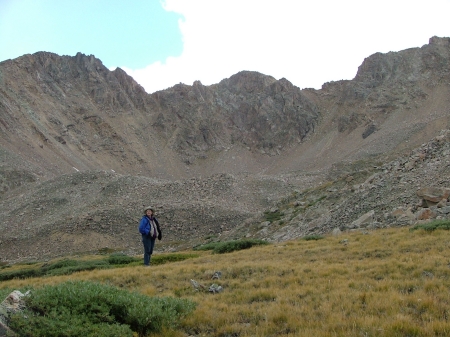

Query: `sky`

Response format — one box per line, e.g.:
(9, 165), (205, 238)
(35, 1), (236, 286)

(1, 0), (450, 94)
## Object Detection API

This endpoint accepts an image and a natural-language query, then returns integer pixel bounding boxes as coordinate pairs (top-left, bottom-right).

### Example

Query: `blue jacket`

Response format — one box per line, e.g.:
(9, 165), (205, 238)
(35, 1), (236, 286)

(139, 215), (162, 240)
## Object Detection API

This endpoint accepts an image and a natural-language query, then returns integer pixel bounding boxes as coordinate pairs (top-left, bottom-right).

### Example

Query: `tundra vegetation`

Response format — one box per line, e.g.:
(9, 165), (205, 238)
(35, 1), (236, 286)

(1, 221), (450, 336)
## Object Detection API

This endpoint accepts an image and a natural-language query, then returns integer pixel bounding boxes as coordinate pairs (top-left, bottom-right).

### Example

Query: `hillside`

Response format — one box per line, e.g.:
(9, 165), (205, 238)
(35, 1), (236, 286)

(0, 37), (449, 263)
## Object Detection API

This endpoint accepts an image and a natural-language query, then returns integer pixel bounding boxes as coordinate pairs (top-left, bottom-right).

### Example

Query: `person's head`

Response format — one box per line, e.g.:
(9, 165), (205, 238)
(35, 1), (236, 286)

(144, 206), (154, 217)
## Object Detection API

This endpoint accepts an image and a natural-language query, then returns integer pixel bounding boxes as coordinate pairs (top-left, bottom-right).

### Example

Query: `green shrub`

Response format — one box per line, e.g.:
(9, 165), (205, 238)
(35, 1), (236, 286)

(107, 253), (140, 265)
(410, 219), (450, 232)
(302, 235), (324, 241)
(0, 267), (43, 281)
(196, 239), (269, 254)
(41, 259), (110, 276)
(264, 210), (283, 222)
(151, 253), (199, 265)
(0, 288), (14, 301)
(0, 259), (109, 281)
(9, 281), (197, 337)
(42, 259), (79, 270)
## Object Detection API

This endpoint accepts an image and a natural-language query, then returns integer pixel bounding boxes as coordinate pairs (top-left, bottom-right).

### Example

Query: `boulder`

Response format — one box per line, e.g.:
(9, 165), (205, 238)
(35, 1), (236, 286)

(348, 210), (375, 229)
(417, 187), (450, 204)
(437, 206), (450, 215)
(0, 290), (30, 336)
(416, 208), (437, 220)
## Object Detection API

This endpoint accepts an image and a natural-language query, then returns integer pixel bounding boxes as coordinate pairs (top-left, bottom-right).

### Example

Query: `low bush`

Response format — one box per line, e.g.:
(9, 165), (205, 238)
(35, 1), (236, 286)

(195, 239), (269, 254)
(0, 288), (13, 301)
(107, 253), (140, 265)
(0, 267), (43, 281)
(302, 234), (324, 241)
(410, 219), (450, 232)
(9, 280), (197, 337)
(42, 259), (110, 276)
(264, 210), (283, 222)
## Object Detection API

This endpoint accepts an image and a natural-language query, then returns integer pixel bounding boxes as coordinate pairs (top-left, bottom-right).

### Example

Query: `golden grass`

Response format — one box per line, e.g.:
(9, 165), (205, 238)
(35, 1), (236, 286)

(2, 227), (450, 336)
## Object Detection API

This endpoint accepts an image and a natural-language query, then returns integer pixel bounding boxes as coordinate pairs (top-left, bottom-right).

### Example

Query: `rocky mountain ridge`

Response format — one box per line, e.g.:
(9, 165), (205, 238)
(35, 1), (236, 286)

(0, 36), (449, 263)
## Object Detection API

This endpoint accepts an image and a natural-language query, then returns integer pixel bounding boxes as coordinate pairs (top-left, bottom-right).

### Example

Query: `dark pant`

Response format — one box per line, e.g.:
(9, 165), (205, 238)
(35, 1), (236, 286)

(142, 234), (156, 265)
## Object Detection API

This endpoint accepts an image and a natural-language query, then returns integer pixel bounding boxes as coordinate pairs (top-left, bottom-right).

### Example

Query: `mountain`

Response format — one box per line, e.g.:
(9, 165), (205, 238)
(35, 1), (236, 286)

(1, 37), (449, 263)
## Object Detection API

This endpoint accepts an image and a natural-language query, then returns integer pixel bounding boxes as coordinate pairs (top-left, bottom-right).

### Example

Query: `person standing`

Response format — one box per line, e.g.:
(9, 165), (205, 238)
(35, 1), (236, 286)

(138, 206), (162, 266)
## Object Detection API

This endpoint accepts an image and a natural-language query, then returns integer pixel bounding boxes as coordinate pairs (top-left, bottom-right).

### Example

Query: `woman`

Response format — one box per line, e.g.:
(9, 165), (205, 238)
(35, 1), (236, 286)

(138, 206), (162, 266)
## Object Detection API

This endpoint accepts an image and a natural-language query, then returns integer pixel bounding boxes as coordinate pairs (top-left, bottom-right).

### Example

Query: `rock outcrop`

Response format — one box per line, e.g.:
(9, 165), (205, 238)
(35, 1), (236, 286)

(0, 290), (29, 336)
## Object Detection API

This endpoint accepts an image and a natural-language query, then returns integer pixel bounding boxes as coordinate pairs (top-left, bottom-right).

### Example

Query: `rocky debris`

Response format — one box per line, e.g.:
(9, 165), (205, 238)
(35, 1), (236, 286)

(0, 290), (30, 336)
(190, 278), (223, 294)
(208, 284), (223, 294)
(190, 279), (205, 291)
(211, 271), (222, 280)
(0, 169), (302, 263)
(246, 129), (450, 241)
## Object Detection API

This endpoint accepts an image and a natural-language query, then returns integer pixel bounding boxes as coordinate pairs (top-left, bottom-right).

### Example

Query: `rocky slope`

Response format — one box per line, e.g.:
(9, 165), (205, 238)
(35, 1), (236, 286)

(0, 37), (449, 263)
(241, 129), (450, 242)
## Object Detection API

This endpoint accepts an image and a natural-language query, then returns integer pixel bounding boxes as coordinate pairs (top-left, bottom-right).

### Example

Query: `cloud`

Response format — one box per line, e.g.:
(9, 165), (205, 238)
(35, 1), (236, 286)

(123, 0), (450, 94)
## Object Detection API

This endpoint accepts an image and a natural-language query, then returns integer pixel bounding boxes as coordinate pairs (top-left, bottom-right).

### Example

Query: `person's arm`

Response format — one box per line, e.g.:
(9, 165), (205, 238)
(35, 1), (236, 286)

(139, 217), (150, 235)
(155, 218), (162, 240)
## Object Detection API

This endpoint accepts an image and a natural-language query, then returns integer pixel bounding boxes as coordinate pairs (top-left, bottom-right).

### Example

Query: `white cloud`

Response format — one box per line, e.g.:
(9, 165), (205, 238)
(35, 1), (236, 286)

(124, 0), (450, 93)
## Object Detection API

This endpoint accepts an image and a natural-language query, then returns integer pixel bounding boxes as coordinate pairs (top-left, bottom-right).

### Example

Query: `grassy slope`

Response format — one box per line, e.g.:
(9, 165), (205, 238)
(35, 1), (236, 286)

(2, 226), (450, 337)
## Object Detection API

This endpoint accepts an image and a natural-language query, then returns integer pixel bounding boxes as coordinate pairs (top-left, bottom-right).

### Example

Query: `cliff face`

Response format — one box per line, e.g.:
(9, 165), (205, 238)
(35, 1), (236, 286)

(0, 52), (155, 178)
(278, 36), (450, 173)
(0, 54), (320, 179)
(148, 71), (319, 162)
(327, 36), (450, 126)
(0, 37), (450, 263)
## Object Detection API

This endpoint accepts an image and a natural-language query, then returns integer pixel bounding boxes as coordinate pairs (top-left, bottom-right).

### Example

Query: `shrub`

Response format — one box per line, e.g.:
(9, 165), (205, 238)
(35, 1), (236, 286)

(301, 235), (324, 241)
(410, 219), (450, 232)
(9, 281), (197, 337)
(194, 239), (269, 253)
(0, 288), (14, 301)
(41, 259), (110, 276)
(0, 267), (42, 281)
(108, 253), (140, 265)
(193, 242), (222, 251)
(264, 210), (283, 222)
(0, 259), (110, 281)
